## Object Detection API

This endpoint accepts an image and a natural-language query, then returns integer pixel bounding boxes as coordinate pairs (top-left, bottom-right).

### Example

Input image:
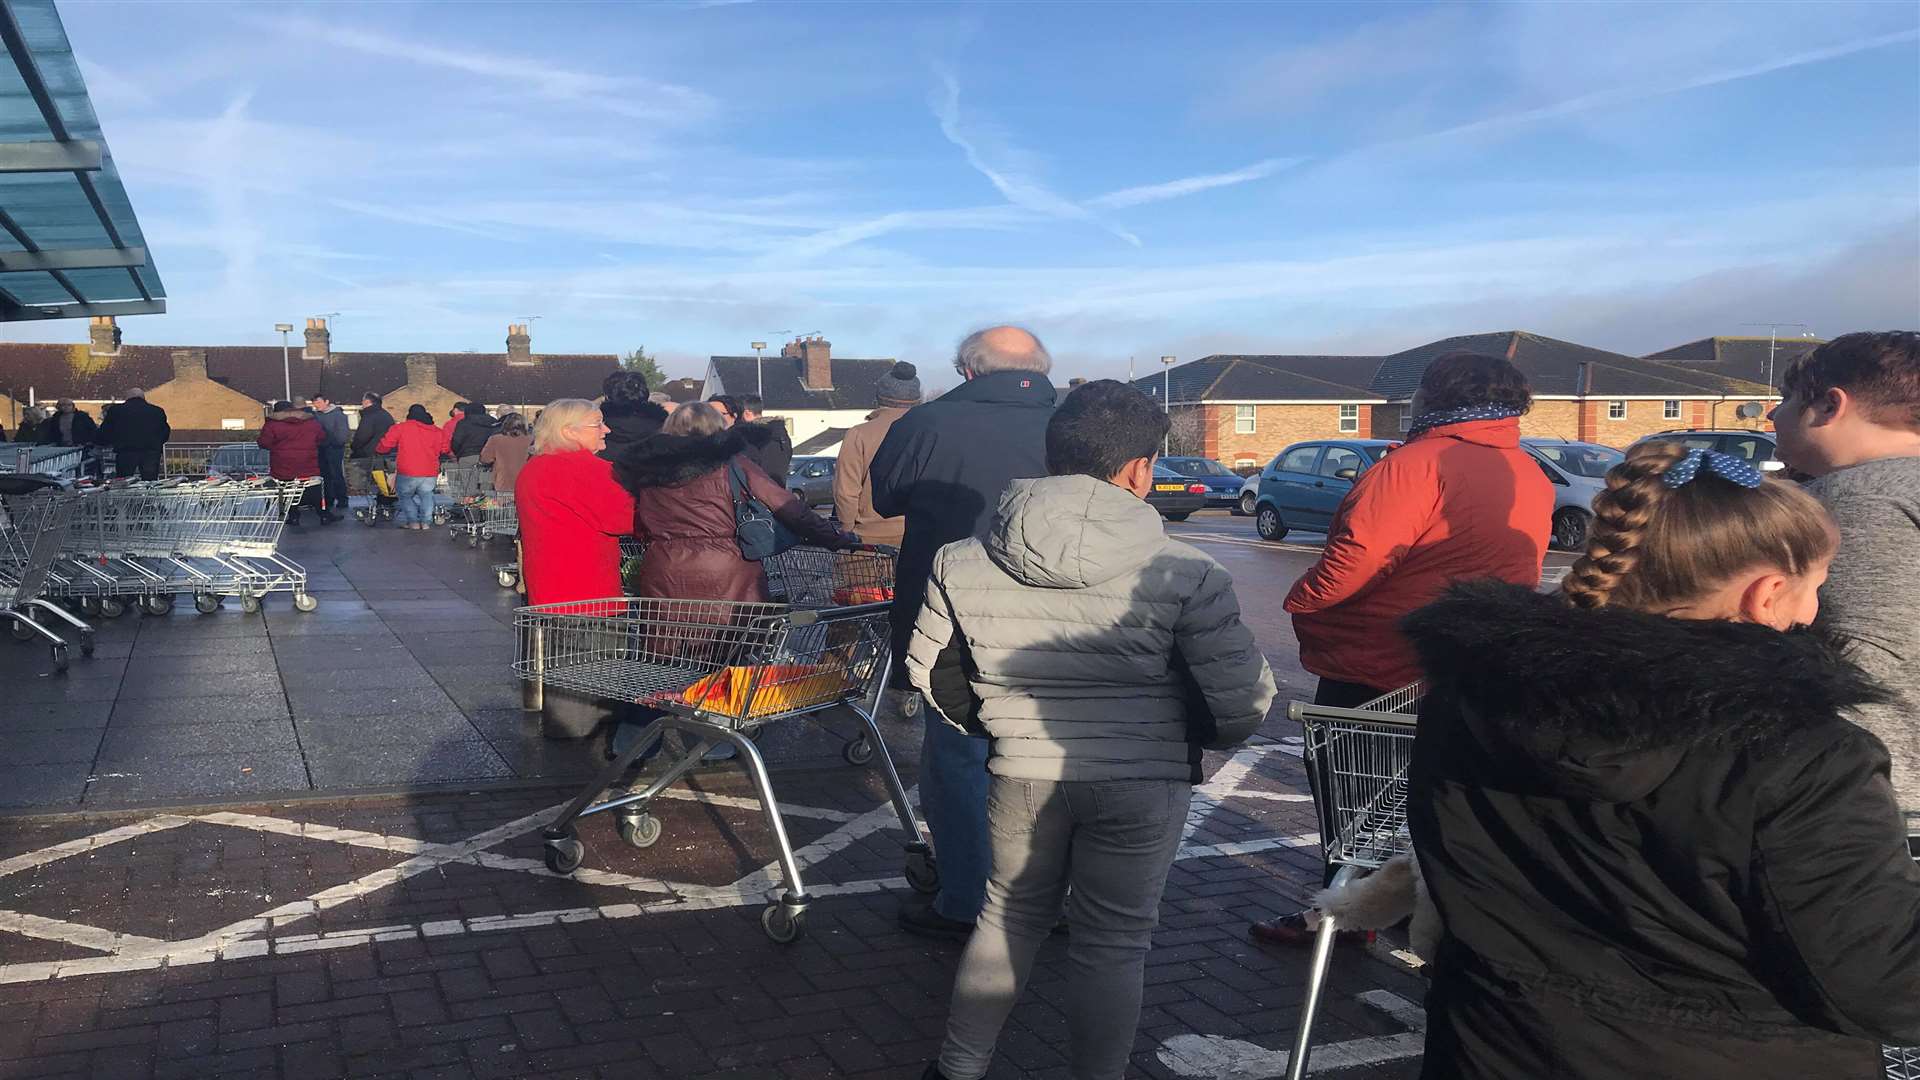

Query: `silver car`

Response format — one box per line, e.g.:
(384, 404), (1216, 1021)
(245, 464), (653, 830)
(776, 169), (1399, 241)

(1522, 438), (1623, 551)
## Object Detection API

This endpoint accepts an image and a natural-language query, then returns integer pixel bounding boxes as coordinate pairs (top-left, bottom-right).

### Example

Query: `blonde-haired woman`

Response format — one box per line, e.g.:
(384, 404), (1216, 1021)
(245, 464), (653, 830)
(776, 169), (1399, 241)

(515, 398), (636, 738)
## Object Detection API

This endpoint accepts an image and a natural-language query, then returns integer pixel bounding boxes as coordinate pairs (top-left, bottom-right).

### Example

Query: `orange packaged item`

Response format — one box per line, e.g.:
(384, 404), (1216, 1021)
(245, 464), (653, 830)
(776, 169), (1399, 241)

(830, 585), (894, 605)
(678, 664), (854, 719)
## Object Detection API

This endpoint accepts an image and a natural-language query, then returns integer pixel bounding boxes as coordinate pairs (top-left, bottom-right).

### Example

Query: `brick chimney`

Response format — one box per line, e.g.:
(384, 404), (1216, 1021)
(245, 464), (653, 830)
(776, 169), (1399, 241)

(405, 354), (437, 390)
(784, 334), (832, 390)
(506, 323), (533, 364)
(303, 317), (330, 361)
(88, 315), (120, 357)
(170, 349), (208, 381)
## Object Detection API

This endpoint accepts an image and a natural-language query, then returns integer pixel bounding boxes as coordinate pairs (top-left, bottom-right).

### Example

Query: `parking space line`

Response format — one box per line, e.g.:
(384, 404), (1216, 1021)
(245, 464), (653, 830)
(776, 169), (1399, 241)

(0, 814), (195, 879)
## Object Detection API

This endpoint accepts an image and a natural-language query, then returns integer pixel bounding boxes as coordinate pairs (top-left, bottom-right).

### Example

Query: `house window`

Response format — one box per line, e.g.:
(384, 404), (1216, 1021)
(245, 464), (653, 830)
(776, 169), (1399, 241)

(220, 419), (245, 430)
(1663, 400), (1681, 420)
(1234, 458), (1255, 474)
(1338, 404), (1359, 433)
(1607, 400), (1626, 420)
(1398, 411), (1412, 433)
(1235, 405), (1256, 434)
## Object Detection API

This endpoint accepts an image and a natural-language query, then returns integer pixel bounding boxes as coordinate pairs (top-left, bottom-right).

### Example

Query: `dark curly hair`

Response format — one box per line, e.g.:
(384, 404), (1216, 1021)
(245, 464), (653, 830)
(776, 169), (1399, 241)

(1779, 330), (1919, 433)
(1416, 350), (1533, 414)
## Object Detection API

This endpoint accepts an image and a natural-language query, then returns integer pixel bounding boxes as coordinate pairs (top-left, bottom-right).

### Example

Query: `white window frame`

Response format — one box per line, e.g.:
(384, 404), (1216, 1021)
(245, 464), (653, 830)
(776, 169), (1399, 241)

(1607, 400), (1626, 420)
(1663, 399), (1681, 420)
(1398, 411), (1412, 433)
(1234, 404), (1256, 434)
(1338, 403), (1359, 433)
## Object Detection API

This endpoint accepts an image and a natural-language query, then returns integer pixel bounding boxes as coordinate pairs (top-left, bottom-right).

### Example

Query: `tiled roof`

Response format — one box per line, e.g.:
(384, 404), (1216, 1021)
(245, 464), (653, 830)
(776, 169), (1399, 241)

(0, 343), (618, 405)
(1368, 331), (1771, 401)
(793, 427), (851, 455)
(707, 355), (898, 412)
(1644, 336), (1824, 387)
(1132, 354), (1382, 403)
(658, 377), (705, 403)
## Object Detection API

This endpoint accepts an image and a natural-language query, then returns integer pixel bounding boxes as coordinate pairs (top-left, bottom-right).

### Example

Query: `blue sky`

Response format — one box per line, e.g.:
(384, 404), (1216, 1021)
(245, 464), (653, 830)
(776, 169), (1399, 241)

(20, 0), (1920, 385)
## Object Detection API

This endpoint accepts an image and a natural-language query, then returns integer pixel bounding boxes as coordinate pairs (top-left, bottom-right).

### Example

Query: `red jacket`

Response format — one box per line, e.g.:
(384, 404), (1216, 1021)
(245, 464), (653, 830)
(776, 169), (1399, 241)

(256, 410), (324, 480)
(514, 449), (636, 606)
(1285, 417), (1552, 691)
(375, 419), (451, 478)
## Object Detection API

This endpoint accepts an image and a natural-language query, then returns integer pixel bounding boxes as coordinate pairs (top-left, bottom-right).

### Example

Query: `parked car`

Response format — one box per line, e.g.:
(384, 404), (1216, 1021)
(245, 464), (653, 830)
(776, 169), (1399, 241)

(1248, 439), (1397, 541)
(208, 443), (271, 477)
(788, 455), (836, 509)
(1631, 428), (1783, 471)
(1158, 456), (1243, 511)
(1147, 464), (1208, 522)
(1521, 437), (1623, 551)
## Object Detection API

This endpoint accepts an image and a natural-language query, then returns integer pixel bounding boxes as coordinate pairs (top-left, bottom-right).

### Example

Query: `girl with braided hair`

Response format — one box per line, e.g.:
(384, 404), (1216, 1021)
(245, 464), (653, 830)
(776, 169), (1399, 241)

(1396, 439), (1920, 1080)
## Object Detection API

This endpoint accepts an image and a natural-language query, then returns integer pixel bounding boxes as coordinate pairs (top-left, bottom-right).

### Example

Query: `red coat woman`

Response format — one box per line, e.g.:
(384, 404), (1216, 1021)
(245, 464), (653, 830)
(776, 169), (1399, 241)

(256, 402), (324, 480)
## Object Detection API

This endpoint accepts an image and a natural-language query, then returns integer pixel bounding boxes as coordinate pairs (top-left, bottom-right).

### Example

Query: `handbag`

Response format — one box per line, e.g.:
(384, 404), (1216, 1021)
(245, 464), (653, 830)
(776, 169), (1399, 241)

(726, 460), (801, 560)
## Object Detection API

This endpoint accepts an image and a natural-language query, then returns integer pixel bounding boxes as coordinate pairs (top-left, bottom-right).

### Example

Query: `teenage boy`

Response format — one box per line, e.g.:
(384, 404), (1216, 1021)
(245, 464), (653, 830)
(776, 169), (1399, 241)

(908, 379), (1277, 1080)
(1772, 330), (1920, 841)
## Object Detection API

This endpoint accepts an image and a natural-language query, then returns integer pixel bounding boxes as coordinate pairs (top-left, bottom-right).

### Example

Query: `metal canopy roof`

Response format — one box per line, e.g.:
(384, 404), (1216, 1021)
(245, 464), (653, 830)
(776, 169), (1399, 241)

(0, 0), (162, 321)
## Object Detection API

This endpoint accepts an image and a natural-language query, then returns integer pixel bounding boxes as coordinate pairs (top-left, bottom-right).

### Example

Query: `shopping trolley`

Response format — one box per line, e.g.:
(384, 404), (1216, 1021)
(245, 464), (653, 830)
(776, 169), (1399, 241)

(0, 487), (95, 672)
(514, 546), (934, 944)
(1283, 681), (1422, 1080)
(439, 462), (489, 535)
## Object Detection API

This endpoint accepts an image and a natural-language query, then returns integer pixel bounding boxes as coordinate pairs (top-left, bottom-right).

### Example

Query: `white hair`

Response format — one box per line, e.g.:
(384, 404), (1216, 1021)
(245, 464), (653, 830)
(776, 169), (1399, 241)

(955, 326), (1052, 378)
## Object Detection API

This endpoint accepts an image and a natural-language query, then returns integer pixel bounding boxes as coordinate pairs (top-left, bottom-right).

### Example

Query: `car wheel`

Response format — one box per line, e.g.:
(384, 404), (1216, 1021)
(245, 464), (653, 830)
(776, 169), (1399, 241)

(1164, 512), (1190, 522)
(1551, 508), (1589, 552)
(1237, 490), (1256, 516)
(1255, 505), (1288, 542)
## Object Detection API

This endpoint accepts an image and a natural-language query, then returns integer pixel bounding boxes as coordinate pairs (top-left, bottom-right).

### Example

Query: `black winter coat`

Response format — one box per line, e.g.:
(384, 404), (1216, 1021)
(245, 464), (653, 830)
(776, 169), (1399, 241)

(868, 370), (1055, 667)
(98, 396), (171, 451)
(449, 413), (500, 458)
(1403, 582), (1920, 1080)
(741, 419), (793, 487)
(349, 405), (394, 459)
(600, 399), (667, 462)
(39, 409), (97, 447)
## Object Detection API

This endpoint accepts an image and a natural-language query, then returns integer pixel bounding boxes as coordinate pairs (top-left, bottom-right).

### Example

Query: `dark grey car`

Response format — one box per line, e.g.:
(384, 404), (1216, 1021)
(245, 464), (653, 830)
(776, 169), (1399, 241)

(788, 455), (836, 510)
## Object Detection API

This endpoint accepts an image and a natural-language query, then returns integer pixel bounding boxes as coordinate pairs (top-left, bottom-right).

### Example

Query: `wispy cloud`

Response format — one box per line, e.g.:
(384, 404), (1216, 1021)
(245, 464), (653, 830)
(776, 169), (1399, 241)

(776, 205), (1030, 260)
(931, 71), (1139, 246)
(252, 14), (718, 124)
(1089, 156), (1308, 210)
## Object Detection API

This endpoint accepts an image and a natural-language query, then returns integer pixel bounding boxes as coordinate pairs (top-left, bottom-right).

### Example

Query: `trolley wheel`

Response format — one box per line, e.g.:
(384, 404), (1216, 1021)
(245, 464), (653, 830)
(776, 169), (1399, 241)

(446, 526), (460, 541)
(193, 593), (221, 615)
(496, 569), (518, 589)
(78, 597), (102, 617)
(239, 596), (262, 615)
(140, 595), (173, 616)
(102, 598), (130, 618)
(543, 836), (585, 875)
(292, 593), (319, 613)
(358, 510), (376, 528)
(905, 849), (940, 895)
(9, 619), (33, 641)
(842, 737), (874, 766)
(78, 632), (95, 658)
(616, 812), (663, 849)
(900, 691), (922, 719)
(50, 644), (68, 674)
(761, 903), (806, 944)
(466, 533), (480, 548)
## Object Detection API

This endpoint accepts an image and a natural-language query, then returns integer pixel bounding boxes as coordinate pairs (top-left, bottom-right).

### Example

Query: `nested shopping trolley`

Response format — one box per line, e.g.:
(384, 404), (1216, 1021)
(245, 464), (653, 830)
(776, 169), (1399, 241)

(513, 546), (934, 944)
(1283, 681), (1422, 1080)
(0, 487), (95, 672)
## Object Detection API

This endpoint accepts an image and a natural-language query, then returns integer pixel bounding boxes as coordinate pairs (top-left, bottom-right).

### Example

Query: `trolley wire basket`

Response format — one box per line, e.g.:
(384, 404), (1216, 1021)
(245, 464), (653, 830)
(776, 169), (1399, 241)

(1892, 1044), (1920, 1080)
(762, 545), (896, 609)
(0, 488), (94, 672)
(516, 551), (934, 944)
(1282, 681), (1423, 1080)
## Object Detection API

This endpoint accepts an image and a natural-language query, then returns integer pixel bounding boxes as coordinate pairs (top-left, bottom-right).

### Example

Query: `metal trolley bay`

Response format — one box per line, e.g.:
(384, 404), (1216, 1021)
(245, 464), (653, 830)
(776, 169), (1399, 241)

(0, 487), (95, 672)
(512, 546), (934, 944)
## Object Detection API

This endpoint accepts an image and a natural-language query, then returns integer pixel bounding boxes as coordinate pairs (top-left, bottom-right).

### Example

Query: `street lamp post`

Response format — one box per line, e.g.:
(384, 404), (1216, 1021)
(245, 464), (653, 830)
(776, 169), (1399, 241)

(1160, 355), (1176, 455)
(751, 341), (767, 399)
(274, 323), (295, 402)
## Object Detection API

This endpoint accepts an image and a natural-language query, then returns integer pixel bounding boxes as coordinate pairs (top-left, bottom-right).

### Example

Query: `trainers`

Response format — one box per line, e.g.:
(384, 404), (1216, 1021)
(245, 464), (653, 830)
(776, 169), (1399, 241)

(1249, 910), (1376, 947)
(897, 895), (975, 943)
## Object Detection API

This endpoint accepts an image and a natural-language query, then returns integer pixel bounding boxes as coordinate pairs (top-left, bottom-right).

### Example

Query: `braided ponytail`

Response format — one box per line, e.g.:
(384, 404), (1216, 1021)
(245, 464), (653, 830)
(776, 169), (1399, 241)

(1560, 440), (1835, 613)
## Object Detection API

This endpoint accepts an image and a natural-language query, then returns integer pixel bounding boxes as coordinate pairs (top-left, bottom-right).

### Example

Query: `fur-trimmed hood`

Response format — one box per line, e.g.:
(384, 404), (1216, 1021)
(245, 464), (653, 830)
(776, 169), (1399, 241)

(613, 424), (773, 489)
(1403, 581), (1890, 800)
(264, 409), (313, 422)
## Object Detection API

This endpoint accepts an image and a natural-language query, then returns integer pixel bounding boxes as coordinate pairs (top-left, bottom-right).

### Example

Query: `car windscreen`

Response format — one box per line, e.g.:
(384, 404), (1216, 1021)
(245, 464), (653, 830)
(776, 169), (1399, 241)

(1532, 444), (1622, 478)
(1164, 458), (1231, 477)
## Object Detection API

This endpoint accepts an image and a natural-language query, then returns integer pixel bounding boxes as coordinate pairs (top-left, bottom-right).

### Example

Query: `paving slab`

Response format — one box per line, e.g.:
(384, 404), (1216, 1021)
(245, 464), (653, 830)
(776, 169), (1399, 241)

(80, 750), (313, 806)
(303, 738), (514, 788)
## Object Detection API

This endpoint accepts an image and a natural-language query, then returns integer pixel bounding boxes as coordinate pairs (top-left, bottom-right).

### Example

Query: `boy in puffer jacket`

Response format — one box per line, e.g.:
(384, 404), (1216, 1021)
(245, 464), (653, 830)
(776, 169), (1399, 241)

(907, 380), (1277, 1080)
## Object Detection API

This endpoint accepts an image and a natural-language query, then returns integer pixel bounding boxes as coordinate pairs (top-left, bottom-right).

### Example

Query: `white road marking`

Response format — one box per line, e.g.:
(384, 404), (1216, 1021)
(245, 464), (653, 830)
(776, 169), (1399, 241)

(1157, 989), (1425, 1077)
(0, 814), (194, 878)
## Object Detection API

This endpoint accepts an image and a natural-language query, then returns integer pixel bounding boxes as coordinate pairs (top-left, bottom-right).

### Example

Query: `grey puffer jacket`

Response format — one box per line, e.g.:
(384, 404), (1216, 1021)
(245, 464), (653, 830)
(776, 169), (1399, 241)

(906, 473), (1277, 783)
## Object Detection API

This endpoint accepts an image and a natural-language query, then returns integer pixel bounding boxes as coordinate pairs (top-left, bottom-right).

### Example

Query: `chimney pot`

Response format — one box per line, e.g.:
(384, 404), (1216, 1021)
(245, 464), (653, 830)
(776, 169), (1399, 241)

(405, 353), (437, 389)
(88, 315), (121, 357)
(170, 348), (207, 381)
(303, 318), (331, 362)
(506, 323), (533, 364)
(798, 337), (832, 390)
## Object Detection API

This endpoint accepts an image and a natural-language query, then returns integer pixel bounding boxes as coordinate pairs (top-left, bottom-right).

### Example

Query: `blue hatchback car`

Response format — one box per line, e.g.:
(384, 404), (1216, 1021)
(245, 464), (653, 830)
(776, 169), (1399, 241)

(1250, 439), (1398, 541)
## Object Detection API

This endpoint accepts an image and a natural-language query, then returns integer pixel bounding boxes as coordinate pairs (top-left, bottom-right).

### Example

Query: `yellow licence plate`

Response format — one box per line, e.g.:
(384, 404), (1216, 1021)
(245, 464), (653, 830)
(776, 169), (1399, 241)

(1154, 483), (1186, 492)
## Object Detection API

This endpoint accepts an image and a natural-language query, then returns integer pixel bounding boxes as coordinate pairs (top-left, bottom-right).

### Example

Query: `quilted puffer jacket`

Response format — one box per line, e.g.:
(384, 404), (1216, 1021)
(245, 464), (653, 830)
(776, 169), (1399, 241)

(906, 473), (1277, 783)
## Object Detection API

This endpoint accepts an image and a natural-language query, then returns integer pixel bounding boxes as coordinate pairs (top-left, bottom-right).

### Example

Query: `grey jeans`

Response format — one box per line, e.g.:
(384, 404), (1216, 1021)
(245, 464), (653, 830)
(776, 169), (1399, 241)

(938, 776), (1192, 1080)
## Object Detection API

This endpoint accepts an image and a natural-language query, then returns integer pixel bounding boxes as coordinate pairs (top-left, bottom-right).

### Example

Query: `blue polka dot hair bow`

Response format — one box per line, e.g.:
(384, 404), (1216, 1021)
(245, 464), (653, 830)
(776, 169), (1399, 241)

(1662, 447), (1764, 490)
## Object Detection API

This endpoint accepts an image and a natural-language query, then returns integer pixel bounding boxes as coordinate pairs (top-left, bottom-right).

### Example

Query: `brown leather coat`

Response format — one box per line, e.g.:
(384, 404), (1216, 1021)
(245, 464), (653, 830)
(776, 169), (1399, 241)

(614, 426), (846, 602)
(832, 406), (907, 547)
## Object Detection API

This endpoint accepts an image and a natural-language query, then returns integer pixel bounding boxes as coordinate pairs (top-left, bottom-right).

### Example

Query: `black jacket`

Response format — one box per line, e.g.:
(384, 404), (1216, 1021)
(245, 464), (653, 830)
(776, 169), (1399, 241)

(98, 396), (171, 451)
(600, 399), (667, 461)
(743, 419), (793, 487)
(869, 370), (1055, 666)
(1404, 582), (1920, 1080)
(38, 408), (98, 447)
(349, 405), (394, 459)
(449, 412), (500, 458)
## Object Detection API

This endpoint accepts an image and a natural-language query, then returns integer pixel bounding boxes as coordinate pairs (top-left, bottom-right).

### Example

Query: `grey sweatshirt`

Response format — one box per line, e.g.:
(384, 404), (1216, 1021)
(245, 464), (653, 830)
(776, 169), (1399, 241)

(1808, 456), (1920, 828)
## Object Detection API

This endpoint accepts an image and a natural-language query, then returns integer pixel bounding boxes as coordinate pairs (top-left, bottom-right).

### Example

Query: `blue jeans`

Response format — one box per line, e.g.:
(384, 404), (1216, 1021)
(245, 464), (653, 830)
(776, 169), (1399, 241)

(396, 474), (436, 525)
(923, 711), (992, 921)
(318, 445), (347, 511)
